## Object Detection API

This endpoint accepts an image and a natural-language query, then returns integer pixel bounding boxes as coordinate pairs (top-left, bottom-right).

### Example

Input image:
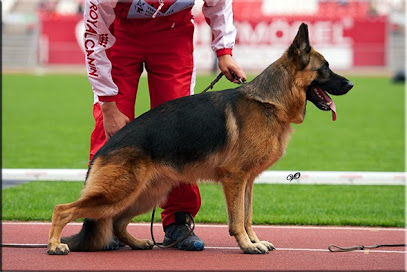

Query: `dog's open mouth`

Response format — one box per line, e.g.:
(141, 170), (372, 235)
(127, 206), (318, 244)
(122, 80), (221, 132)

(307, 87), (337, 121)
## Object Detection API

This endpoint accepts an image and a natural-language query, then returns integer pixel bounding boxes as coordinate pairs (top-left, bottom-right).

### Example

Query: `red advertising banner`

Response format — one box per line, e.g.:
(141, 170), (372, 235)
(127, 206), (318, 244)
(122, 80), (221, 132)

(196, 16), (386, 70)
(39, 5), (386, 70)
(39, 14), (84, 64)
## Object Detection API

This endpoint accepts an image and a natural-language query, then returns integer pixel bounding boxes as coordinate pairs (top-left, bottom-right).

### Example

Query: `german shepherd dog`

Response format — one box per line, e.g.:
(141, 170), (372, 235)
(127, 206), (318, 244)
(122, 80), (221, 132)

(47, 23), (353, 255)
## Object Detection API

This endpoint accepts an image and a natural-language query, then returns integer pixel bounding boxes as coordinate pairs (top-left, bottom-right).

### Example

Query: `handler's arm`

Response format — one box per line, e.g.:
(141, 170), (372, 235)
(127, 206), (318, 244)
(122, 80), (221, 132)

(83, 0), (129, 139)
(202, 0), (246, 83)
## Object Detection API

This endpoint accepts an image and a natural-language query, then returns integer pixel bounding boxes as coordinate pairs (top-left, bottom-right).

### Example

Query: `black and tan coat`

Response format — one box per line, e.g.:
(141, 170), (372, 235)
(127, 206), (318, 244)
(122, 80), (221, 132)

(47, 23), (353, 255)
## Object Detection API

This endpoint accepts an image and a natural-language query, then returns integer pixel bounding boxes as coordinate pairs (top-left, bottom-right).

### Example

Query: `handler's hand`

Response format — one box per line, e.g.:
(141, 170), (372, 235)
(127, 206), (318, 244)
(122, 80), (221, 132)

(100, 102), (130, 140)
(218, 54), (247, 84)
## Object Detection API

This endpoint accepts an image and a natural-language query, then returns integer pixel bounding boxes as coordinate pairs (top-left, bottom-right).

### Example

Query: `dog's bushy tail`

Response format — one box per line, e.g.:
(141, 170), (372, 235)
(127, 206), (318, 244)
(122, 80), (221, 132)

(61, 218), (115, 251)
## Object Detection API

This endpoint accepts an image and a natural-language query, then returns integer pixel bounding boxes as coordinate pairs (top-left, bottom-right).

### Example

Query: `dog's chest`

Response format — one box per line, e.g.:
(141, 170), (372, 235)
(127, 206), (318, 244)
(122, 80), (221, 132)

(237, 112), (293, 173)
(262, 123), (292, 165)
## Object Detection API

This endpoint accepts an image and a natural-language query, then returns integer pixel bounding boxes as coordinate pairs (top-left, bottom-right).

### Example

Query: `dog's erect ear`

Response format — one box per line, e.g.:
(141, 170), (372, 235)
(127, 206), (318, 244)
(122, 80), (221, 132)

(288, 23), (311, 69)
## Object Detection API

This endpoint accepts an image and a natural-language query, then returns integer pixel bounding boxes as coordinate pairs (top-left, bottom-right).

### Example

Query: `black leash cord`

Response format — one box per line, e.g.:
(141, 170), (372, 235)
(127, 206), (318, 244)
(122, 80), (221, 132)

(328, 243), (406, 252)
(202, 72), (224, 93)
(1, 243), (47, 248)
(150, 206), (195, 249)
(202, 71), (246, 93)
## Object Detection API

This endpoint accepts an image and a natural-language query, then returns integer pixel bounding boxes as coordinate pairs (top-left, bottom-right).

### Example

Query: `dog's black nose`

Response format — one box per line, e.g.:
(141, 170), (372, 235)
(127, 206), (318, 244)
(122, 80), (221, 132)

(346, 81), (354, 91)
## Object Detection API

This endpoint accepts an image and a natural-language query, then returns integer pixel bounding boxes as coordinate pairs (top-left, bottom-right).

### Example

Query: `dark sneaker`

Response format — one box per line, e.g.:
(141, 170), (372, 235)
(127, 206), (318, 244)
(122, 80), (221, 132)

(162, 212), (204, 251)
(163, 224), (204, 251)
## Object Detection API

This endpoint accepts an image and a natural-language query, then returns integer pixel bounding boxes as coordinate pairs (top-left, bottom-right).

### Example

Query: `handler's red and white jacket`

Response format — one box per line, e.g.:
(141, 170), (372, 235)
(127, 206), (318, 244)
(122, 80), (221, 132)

(83, 0), (236, 101)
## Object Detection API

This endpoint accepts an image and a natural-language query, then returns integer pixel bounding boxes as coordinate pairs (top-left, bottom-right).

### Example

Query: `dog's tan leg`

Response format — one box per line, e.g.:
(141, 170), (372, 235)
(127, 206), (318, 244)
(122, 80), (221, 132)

(112, 178), (173, 250)
(48, 164), (149, 254)
(244, 180), (275, 251)
(113, 201), (156, 250)
(244, 180), (259, 243)
(222, 175), (269, 254)
(48, 192), (132, 254)
(114, 215), (154, 250)
(48, 202), (80, 255)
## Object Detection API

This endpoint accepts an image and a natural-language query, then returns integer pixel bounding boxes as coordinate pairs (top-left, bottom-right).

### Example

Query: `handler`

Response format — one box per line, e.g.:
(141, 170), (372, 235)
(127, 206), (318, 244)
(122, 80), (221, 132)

(83, 0), (246, 251)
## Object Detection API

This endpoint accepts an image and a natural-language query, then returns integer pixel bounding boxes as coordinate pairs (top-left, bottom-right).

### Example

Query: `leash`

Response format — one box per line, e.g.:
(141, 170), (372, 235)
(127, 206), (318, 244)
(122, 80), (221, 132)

(202, 71), (246, 93)
(328, 243), (406, 252)
(150, 206), (196, 248)
(202, 72), (224, 93)
(1, 243), (47, 248)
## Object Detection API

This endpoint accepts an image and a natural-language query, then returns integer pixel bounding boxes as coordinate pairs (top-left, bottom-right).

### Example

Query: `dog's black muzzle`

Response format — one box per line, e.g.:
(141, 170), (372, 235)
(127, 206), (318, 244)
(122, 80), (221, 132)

(315, 72), (354, 96)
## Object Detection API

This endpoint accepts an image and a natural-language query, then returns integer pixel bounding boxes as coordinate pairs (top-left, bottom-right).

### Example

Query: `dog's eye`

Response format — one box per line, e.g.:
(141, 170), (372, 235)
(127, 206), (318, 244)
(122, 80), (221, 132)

(318, 63), (330, 77)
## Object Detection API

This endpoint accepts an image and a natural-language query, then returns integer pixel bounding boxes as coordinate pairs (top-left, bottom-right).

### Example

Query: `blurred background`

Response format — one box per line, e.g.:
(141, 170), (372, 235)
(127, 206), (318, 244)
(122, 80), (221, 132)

(2, 0), (405, 77)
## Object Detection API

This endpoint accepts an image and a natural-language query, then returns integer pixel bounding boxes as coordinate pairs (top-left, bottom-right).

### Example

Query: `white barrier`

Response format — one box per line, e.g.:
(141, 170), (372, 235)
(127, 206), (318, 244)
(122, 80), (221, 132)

(256, 171), (405, 185)
(2, 169), (405, 185)
(2, 169), (87, 182)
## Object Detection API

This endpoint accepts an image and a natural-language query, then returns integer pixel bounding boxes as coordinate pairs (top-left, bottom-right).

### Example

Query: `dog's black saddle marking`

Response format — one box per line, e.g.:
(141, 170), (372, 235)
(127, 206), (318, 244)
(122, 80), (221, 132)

(94, 89), (241, 169)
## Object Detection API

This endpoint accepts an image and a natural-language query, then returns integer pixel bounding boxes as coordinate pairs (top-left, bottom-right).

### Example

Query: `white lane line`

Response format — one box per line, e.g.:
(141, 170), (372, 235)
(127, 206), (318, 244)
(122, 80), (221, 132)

(2, 243), (403, 254)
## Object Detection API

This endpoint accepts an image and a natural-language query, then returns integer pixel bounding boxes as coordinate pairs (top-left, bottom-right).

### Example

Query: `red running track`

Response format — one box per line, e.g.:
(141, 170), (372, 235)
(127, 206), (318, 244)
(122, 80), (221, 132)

(2, 222), (405, 271)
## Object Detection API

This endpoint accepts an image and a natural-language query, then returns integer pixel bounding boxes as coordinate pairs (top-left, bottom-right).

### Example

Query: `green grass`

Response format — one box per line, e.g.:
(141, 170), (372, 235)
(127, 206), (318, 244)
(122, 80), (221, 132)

(2, 74), (404, 171)
(2, 182), (404, 227)
(2, 74), (405, 227)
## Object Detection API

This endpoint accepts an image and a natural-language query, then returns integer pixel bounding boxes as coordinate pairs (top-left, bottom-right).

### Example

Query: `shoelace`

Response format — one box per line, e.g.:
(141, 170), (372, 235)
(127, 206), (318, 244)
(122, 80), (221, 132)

(150, 206), (195, 248)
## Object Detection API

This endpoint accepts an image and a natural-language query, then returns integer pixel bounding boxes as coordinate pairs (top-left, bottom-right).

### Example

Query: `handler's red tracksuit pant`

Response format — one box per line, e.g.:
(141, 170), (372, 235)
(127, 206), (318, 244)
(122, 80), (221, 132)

(89, 8), (201, 228)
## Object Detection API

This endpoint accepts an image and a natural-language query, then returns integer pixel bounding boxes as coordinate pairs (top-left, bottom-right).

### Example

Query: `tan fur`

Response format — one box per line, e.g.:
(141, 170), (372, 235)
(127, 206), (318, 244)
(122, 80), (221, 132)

(47, 93), (295, 254)
(48, 24), (334, 255)
(47, 78), (303, 255)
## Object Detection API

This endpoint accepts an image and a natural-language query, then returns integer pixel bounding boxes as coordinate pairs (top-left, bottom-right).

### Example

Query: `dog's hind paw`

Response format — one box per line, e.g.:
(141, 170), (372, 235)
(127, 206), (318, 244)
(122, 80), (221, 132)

(145, 239), (154, 249)
(47, 243), (70, 255)
(138, 239), (154, 249)
(129, 239), (154, 250)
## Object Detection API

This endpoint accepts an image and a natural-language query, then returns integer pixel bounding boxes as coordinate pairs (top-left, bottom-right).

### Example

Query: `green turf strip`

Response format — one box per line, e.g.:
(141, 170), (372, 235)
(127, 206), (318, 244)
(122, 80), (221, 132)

(2, 75), (404, 171)
(2, 182), (404, 227)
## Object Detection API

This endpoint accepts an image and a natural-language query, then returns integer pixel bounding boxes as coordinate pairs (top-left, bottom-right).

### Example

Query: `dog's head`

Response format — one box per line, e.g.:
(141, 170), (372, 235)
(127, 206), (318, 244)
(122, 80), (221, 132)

(288, 23), (353, 121)
(244, 23), (353, 123)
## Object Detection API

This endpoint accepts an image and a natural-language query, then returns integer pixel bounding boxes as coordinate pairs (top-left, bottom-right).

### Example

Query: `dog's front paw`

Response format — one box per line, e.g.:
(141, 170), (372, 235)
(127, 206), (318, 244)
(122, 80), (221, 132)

(241, 242), (269, 254)
(259, 240), (275, 251)
(47, 243), (70, 255)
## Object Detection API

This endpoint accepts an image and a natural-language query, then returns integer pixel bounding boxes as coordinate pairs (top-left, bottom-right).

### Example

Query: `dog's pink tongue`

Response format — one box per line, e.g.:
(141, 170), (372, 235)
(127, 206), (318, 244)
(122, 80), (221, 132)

(329, 101), (337, 121)
(318, 89), (337, 121)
